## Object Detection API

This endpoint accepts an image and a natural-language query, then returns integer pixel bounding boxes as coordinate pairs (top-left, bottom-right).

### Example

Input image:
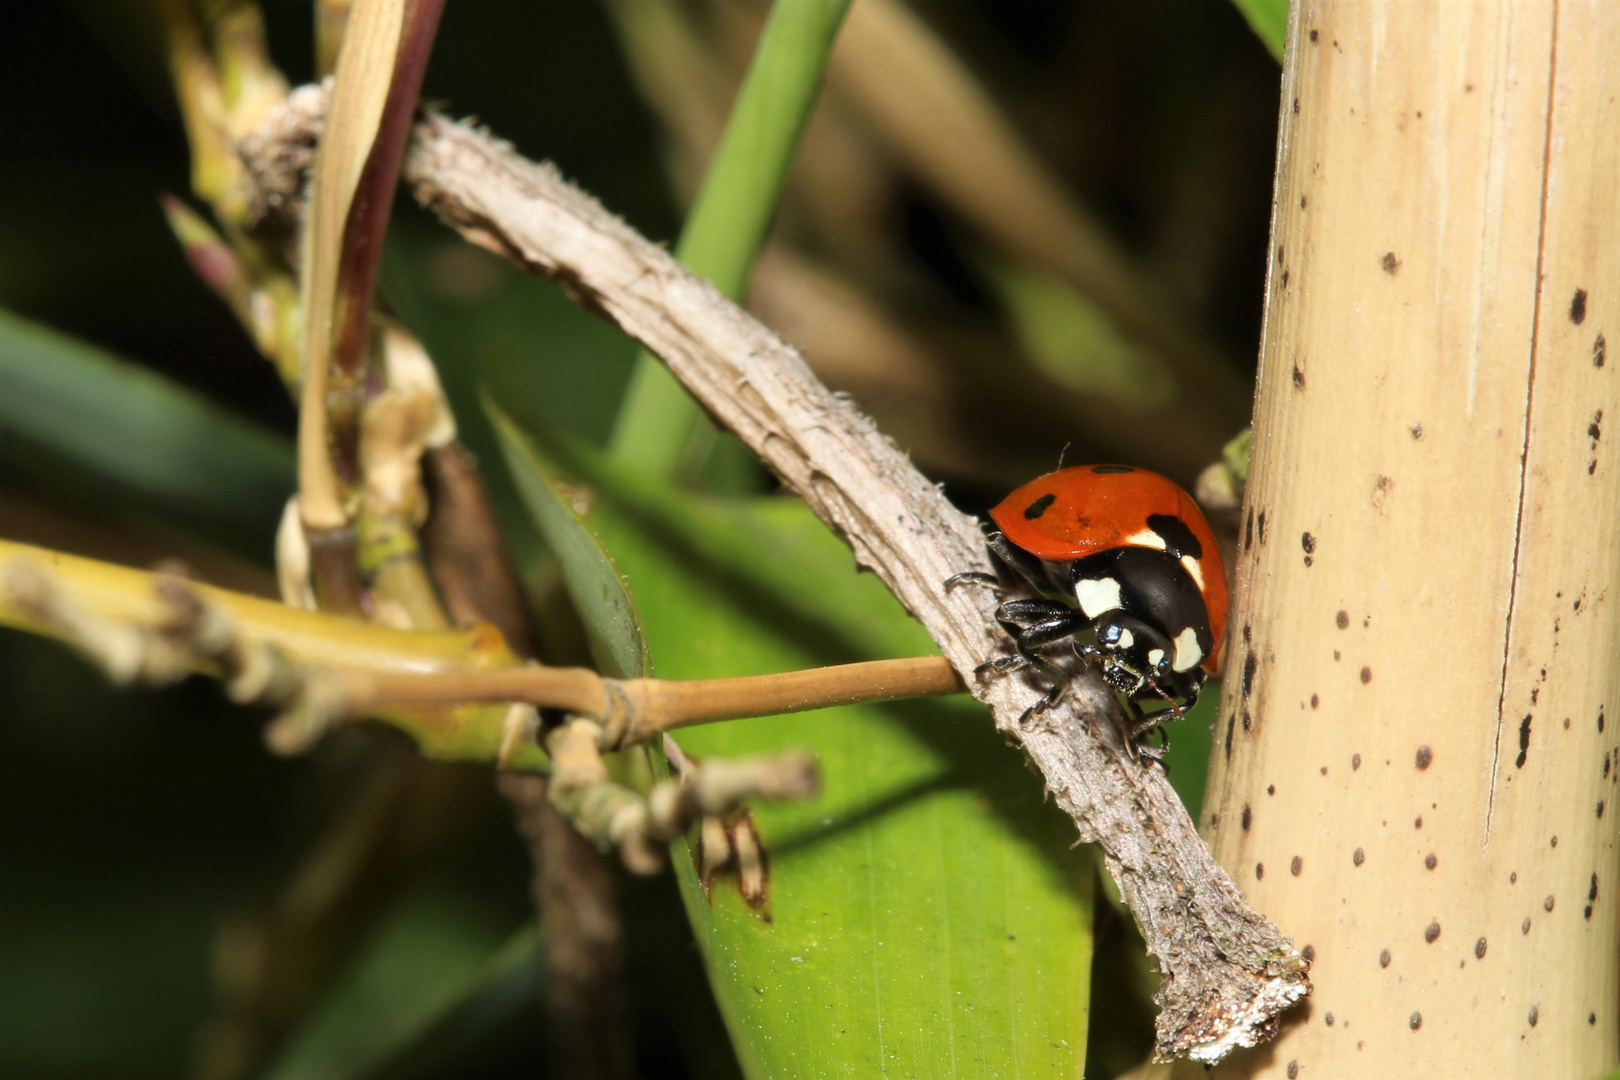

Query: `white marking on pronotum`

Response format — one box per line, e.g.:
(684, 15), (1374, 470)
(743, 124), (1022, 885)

(1116, 628), (1135, 649)
(1147, 648), (1166, 668)
(1124, 528), (1167, 550)
(1181, 554), (1205, 589)
(1075, 577), (1123, 618)
(1172, 627), (1203, 672)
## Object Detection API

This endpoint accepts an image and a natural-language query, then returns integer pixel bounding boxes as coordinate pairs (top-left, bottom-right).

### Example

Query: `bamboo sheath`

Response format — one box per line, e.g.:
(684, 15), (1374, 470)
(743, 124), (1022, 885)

(1185, 3), (1620, 1077)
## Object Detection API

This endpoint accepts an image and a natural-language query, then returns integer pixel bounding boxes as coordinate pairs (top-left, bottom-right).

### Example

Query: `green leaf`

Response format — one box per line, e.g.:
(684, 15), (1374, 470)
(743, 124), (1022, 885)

(0, 307), (293, 549)
(609, 0), (855, 475)
(1230, 0), (1287, 62)
(495, 411), (1094, 1078)
(489, 401), (648, 679)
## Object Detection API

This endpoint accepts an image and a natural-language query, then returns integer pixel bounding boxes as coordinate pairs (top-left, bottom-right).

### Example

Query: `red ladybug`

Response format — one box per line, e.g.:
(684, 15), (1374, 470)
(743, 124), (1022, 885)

(950, 464), (1228, 757)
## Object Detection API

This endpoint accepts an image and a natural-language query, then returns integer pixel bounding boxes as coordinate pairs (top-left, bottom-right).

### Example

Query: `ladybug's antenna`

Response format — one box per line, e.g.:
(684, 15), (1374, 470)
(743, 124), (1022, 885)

(1055, 441), (1072, 470)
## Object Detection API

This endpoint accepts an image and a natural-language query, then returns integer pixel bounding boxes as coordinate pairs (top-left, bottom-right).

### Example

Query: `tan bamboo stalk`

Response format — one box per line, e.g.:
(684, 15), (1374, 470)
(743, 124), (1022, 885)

(1188, 3), (1620, 1077)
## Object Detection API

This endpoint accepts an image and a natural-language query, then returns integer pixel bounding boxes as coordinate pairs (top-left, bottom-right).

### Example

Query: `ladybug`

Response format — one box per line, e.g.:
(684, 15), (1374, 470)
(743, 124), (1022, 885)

(949, 464), (1228, 758)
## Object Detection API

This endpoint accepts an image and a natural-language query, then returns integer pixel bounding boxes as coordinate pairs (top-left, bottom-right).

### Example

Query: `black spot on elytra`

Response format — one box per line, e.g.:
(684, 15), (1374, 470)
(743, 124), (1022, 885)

(1596, 334), (1607, 368)
(1146, 514), (1202, 559)
(1382, 252), (1401, 274)
(1241, 804), (1252, 831)
(1416, 746), (1433, 770)
(1292, 363), (1304, 386)
(1571, 289), (1589, 325)
(1517, 714), (1532, 768)
(1353, 847), (1365, 866)
(1243, 654), (1258, 697)
(1475, 937), (1487, 959)
(1245, 508), (1254, 552)
(1022, 493), (1056, 520)
(1424, 921), (1441, 943)
(1091, 464), (1135, 474)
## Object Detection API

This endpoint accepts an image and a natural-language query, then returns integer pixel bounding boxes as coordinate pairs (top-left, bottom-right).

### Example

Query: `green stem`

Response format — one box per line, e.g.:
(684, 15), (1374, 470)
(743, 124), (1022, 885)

(608, 0), (854, 475)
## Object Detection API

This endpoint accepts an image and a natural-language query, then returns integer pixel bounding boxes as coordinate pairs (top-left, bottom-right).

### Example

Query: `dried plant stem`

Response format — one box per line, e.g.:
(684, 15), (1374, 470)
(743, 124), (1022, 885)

(339, 654), (963, 744)
(237, 90), (1309, 1060)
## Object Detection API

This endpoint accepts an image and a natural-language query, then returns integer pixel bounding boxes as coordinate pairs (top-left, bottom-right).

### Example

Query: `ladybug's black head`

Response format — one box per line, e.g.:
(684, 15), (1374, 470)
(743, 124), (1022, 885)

(1093, 612), (1206, 710)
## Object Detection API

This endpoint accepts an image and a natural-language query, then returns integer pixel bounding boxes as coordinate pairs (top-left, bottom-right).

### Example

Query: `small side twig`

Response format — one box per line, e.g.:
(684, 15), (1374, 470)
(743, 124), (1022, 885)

(235, 90), (1310, 1060)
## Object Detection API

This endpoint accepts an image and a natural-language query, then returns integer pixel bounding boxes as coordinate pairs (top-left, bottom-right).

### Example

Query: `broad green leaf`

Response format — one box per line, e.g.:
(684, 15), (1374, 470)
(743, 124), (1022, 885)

(1231, 0), (1286, 61)
(0, 307), (293, 548)
(489, 401), (647, 679)
(495, 413), (1094, 1078)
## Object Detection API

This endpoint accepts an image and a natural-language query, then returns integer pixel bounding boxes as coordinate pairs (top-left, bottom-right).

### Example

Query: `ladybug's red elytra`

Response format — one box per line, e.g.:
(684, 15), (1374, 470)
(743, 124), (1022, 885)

(949, 464), (1229, 760)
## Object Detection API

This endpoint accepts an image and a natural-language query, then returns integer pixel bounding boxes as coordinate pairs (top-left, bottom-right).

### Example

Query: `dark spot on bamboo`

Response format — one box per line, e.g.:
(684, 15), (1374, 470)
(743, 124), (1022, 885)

(1425, 854), (1437, 870)
(1522, 918), (1531, 934)
(1571, 289), (1589, 324)
(1511, 871), (1518, 883)
(1590, 873), (1598, 902)
(1336, 610), (1349, 629)
(1302, 532), (1316, 555)
(1409, 1012), (1422, 1031)
(1352, 753), (1362, 770)
(1256, 862), (1265, 880)
(1528, 1005), (1539, 1028)
(1334, 649), (1342, 661)
(1596, 333), (1607, 368)
(1415, 815), (1423, 829)
(1282, 269), (1291, 287)
(1258, 510), (1268, 544)
(1242, 804), (1252, 831)
(1243, 623), (1252, 642)
(1287, 1062), (1298, 1079)
(1600, 707), (1605, 733)
(1551, 836), (1558, 848)
(1293, 97), (1300, 114)
(1244, 710), (1253, 732)
(1325, 1012), (1334, 1026)
(1245, 508), (1254, 551)
(1592, 1013), (1599, 1025)
(1544, 895), (1555, 912)
(1382, 252), (1401, 274)
(1310, 28), (1319, 42)
(1292, 856), (1303, 876)
(1302, 944), (1315, 963)
(1411, 422), (1424, 439)
(1311, 693), (1320, 709)
(1225, 715), (1234, 758)
(1361, 667), (1372, 684)
(1475, 937), (1487, 959)
(1320, 766), (1328, 775)
(1268, 784), (1276, 796)
(1416, 746), (1433, 770)
(1353, 847), (1365, 866)
(1517, 715), (1532, 768)
(1424, 921), (1440, 943)
(1301, 195), (1309, 208)
(1379, 949), (1391, 968)
(1243, 653), (1258, 697)
(1599, 801), (1606, 819)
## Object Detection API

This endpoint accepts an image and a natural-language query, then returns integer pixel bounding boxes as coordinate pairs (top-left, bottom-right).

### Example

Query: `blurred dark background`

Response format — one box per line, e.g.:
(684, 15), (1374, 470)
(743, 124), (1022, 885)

(0, 1), (1279, 1076)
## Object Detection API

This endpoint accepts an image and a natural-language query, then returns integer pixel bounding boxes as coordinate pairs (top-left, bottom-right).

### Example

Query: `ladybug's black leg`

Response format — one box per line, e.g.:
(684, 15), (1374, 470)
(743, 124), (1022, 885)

(974, 599), (1086, 723)
(984, 531), (1056, 596)
(944, 571), (1001, 592)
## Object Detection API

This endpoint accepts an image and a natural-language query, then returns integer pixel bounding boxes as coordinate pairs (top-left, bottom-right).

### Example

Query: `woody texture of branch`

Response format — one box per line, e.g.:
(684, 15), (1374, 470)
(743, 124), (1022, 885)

(241, 86), (1310, 1063)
